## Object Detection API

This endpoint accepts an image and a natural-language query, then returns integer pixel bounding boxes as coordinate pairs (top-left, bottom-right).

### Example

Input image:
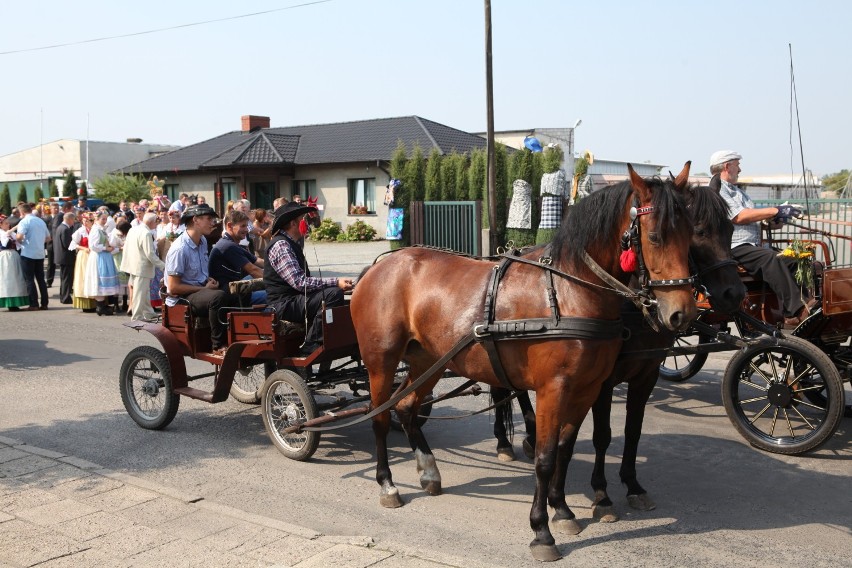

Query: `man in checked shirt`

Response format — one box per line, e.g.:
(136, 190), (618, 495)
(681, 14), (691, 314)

(264, 202), (353, 354)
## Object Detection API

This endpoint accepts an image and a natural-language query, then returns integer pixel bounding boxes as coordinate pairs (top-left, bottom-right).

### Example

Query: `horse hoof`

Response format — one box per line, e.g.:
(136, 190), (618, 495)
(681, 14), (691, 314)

(497, 447), (516, 462)
(421, 480), (442, 495)
(380, 491), (404, 508)
(627, 493), (656, 511)
(592, 503), (619, 523)
(530, 543), (562, 562)
(522, 437), (535, 460)
(552, 517), (582, 535)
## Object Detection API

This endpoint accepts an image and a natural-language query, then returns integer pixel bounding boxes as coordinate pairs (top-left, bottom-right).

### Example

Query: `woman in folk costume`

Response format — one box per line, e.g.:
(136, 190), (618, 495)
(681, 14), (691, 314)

(110, 219), (132, 314)
(70, 213), (97, 312)
(0, 214), (30, 311)
(83, 212), (121, 315)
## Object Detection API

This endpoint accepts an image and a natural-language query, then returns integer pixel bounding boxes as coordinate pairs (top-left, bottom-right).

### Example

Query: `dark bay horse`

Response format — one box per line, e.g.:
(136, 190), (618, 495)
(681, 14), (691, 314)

(350, 164), (697, 562)
(491, 183), (746, 526)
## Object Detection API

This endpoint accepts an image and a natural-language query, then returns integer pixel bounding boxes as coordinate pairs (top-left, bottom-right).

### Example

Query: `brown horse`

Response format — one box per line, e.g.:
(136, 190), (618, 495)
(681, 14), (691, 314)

(350, 164), (697, 561)
(491, 184), (746, 524)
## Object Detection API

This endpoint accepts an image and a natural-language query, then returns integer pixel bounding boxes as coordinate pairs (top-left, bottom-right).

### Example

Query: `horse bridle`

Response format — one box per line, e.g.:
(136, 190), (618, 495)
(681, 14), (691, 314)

(622, 199), (694, 290)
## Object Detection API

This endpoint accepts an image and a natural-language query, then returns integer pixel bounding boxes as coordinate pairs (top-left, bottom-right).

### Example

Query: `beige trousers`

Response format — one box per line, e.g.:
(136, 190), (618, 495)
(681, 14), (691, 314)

(128, 274), (156, 321)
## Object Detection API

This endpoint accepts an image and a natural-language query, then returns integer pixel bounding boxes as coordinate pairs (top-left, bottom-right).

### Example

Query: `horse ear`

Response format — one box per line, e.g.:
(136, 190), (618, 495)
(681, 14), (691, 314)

(673, 161), (691, 191)
(627, 164), (652, 203)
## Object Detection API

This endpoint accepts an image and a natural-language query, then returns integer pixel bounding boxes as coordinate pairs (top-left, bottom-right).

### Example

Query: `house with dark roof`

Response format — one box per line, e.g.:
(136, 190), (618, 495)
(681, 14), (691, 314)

(120, 115), (489, 233)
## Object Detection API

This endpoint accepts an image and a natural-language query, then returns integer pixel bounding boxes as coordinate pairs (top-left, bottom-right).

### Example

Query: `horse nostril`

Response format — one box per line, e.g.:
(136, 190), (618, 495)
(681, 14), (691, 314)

(669, 311), (684, 330)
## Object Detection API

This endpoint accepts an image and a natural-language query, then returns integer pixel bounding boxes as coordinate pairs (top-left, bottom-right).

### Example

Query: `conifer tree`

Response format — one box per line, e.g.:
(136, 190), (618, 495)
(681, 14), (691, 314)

(16, 184), (28, 204)
(0, 184), (11, 215)
(424, 148), (442, 201)
(63, 170), (78, 198)
(48, 180), (59, 198)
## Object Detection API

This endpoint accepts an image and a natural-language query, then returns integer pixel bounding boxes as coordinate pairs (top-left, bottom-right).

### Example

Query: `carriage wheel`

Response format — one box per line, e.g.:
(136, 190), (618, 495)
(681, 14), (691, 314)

(388, 362), (433, 432)
(119, 346), (180, 430)
(261, 370), (320, 461)
(721, 337), (845, 455)
(230, 361), (277, 404)
(658, 332), (712, 382)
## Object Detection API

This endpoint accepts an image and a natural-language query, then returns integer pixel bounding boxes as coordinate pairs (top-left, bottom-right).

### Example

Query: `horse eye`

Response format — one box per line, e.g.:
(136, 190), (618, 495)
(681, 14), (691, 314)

(695, 227), (707, 238)
(648, 232), (661, 245)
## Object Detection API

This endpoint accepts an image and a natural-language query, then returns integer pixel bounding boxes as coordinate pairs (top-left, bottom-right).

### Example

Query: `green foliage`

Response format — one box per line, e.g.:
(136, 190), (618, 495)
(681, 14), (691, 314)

(48, 180), (58, 198)
(494, 143), (509, 244)
(542, 145), (564, 174)
(406, 145), (426, 202)
(468, 148), (487, 224)
(34, 186), (44, 203)
(536, 228), (558, 245)
(0, 185), (10, 215)
(16, 184), (27, 204)
(310, 218), (343, 241)
(574, 155), (589, 178)
(343, 219), (377, 241)
(93, 173), (150, 204)
(62, 170), (78, 198)
(424, 148), (442, 201)
(389, 142), (409, 250)
(821, 169), (850, 195)
(453, 153), (469, 202)
(390, 141), (408, 179)
(509, 148), (534, 184)
(439, 154), (457, 201)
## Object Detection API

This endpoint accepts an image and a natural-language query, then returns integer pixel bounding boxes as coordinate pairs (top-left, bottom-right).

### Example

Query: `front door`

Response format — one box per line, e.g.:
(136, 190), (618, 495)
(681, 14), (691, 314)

(250, 182), (274, 211)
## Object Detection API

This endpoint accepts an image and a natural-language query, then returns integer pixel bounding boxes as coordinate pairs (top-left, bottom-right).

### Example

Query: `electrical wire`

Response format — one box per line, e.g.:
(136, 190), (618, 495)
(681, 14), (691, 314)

(0, 0), (332, 56)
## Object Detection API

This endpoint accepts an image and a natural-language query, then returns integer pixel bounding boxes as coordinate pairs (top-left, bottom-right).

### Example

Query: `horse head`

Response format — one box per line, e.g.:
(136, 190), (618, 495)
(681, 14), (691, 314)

(626, 162), (697, 331)
(684, 183), (746, 314)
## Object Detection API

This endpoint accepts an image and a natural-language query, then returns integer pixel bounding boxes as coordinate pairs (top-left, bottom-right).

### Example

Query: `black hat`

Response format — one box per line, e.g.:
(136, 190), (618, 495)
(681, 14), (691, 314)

(180, 203), (219, 225)
(270, 202), (316, 235)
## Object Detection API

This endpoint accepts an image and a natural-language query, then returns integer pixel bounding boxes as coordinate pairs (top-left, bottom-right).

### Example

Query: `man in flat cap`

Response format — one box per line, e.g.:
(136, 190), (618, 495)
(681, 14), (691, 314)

(711, 150), (812, 327)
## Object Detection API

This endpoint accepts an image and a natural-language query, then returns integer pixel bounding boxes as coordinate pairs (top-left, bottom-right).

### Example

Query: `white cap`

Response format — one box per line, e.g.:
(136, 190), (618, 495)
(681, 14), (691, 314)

(710, 150), (742, 168)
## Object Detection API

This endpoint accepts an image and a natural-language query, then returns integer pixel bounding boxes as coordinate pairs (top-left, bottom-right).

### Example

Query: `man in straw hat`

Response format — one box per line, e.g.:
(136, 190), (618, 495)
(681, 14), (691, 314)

(711, 150), (813, 327)
(264, 202), (353, 354)
(164, 204), (237, 354)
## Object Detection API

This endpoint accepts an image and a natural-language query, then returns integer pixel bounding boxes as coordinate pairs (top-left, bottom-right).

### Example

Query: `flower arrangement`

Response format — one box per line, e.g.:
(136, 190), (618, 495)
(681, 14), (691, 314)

(778, 239), (815, 290)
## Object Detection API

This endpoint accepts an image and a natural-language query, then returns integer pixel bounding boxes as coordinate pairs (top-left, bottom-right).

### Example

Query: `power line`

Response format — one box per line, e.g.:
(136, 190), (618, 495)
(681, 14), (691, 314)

(0, 0), (332, 56)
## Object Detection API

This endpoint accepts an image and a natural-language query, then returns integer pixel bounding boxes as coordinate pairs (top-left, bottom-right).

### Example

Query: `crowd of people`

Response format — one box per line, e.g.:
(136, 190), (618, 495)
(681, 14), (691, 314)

(0, 193), (319, 324)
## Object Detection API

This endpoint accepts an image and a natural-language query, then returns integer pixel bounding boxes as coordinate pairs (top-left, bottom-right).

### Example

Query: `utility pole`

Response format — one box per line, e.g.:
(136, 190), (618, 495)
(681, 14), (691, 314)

(484, 0), (497, 254)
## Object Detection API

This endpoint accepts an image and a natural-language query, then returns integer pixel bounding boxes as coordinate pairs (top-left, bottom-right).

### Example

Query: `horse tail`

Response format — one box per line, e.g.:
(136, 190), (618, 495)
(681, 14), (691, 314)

(490, 388), (515, 442)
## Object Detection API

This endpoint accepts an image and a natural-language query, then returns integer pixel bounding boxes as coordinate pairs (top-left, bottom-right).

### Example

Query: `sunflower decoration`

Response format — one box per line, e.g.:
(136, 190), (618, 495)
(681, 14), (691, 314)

(778, 239), (816, 291)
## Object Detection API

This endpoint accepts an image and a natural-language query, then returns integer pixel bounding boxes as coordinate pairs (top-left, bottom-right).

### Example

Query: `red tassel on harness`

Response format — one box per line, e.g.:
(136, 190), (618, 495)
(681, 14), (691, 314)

(620, 248), (638, 272)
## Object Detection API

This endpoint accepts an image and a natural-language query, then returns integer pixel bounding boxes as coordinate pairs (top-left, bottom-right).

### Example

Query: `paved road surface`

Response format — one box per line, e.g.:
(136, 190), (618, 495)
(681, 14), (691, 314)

(1, 240), (850, 567)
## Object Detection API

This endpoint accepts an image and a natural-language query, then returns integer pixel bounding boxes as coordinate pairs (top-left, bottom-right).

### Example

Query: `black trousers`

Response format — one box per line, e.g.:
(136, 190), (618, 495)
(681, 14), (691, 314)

(272, 287), (344, 344)
(186, 288), (248, 350)
(732, 244), (805, 316)
(20, 256), (49, 308)
(46, 247), (55, 285)
(57, 261), (75, 303)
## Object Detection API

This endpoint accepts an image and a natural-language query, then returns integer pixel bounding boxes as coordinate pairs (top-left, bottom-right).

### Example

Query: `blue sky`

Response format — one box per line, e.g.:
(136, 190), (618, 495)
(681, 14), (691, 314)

(1, 0), (849, 177)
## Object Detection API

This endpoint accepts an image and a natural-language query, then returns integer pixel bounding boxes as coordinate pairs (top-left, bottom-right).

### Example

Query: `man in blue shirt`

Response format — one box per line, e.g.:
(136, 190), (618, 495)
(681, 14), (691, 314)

(208, 210), (265, 304)
(164, 204), (232, 353)
(15, 203), (51, 310)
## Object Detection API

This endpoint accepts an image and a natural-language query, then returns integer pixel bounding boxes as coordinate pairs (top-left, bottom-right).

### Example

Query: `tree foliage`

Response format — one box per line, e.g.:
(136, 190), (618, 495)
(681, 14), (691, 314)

(821, 169), (850, 195)
(16, 184), (27, 204)
(93, 173), (150, 204)
(388, 142), (409, 250)
(439, 154), (458, 201)
(62, 170), (78, 198)
(0, 184), (11, 215)
(48, 180), (59, 198)
(424, 148), (442, 201)
(34, 186), (44, 203)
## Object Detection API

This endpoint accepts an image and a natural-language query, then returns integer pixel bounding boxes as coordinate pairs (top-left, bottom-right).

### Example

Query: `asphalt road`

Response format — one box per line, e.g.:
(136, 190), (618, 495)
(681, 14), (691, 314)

(1, 240), (850, 567)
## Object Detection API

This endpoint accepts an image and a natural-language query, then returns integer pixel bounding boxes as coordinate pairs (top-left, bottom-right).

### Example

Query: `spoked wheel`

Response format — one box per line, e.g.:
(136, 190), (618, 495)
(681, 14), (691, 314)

(261, 370), (319, 461)
(230, 361), (277, 404)
(722, 336), (845, 455)
(388, 362), (433, 432)
(659, 332), (712, 382)
(119, 346), (180, 430)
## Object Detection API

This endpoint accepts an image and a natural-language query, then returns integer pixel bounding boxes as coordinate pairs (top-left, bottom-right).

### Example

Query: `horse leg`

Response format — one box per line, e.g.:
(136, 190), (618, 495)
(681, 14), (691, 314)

(491, 387), (516, 461)
(528, 395), (564, 562)
(590, 381), (618, 522)
(622, 372), (657, 511)
(517, 391), (537, 460)
(547, 423), (583, 536)
(395, 371), (443, 496)
(370, 358), (405, 509)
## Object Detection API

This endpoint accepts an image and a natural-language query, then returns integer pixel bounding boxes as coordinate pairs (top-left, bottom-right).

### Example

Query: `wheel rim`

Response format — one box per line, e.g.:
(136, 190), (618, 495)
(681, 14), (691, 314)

(663, 335), (699, 371)
(127, 356), (167, 419)
(266, 379), (310, 451)
(731, 348), (832, 446)
(234, 365), (264, 396)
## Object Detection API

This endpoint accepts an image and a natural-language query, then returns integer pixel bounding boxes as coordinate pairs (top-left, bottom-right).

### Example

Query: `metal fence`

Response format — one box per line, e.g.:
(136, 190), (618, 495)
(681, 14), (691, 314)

(410, 201), (482, 256)
(755, 198), (852, 266)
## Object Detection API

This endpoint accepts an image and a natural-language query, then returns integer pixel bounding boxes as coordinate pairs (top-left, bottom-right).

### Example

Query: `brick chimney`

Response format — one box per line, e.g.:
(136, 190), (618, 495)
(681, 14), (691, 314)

(241, 115), (270, 132)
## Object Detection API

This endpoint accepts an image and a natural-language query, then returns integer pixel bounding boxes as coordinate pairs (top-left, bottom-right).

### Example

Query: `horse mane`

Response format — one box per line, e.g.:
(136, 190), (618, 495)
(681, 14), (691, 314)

(553, 177), (686, 269)
(687, 184), (730, 227)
